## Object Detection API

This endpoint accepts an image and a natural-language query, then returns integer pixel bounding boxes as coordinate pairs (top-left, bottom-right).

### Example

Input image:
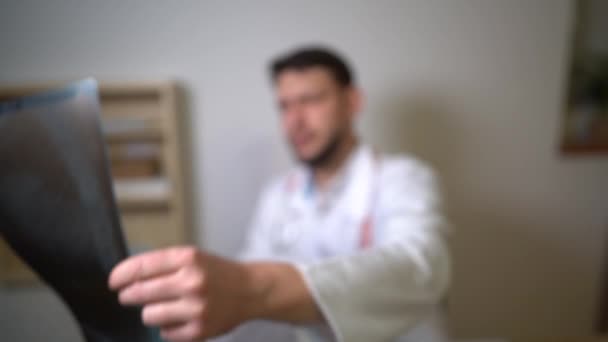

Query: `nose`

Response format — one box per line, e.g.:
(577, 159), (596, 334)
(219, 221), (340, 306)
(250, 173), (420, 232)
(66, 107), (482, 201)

(284, 103), (306, 130)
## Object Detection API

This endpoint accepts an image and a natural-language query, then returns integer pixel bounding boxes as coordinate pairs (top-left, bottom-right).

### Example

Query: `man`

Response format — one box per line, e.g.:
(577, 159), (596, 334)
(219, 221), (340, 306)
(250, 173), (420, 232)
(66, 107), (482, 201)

(109, 47), (451, 342)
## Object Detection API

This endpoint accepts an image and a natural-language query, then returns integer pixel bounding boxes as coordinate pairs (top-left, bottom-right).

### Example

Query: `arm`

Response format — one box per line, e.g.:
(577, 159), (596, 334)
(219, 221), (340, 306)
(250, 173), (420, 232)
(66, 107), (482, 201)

(108, 160), (450, 342)
(242, 221), (450, 342)
(252, 158), (451, 341)
(295, 230), (450, 341)
(107, 178), (323, 342)
(244, 261), (323, 323)
(108, 248), (321, 342)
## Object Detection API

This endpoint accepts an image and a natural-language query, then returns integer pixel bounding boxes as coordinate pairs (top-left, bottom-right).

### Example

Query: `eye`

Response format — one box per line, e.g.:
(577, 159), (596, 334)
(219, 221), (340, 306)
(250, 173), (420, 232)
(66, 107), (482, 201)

(300, 91), (326, 106)
(277, 100), (288, 113)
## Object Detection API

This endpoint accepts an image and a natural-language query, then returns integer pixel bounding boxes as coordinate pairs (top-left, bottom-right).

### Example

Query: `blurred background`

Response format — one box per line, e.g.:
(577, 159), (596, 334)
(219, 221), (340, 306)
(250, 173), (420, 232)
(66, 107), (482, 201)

(0, 0), (607, 341)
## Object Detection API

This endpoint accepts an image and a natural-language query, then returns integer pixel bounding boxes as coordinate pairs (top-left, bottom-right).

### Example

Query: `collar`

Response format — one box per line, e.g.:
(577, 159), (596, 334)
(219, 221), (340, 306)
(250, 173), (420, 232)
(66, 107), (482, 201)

(286, 144), (377, 220)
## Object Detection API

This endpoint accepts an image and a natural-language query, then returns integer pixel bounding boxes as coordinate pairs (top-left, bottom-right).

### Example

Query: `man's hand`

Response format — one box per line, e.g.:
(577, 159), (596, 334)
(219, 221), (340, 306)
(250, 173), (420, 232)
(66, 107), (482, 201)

(109, 247), (255, 341)
(108, 246), (323, 342)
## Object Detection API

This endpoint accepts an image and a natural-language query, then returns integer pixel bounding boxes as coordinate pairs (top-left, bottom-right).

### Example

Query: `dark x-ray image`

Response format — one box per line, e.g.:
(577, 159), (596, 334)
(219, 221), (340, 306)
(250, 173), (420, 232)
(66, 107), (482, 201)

(0, 79), (157, 341)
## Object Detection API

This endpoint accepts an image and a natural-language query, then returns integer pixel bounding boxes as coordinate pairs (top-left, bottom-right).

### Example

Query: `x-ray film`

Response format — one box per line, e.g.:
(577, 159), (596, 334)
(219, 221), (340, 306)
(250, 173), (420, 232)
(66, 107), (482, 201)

(0, 79), (156, 341)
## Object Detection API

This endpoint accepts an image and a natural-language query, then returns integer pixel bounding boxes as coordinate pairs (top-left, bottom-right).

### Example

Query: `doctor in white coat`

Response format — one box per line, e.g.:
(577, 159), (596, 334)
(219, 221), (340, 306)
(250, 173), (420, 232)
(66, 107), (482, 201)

(109, 46), (451, 342)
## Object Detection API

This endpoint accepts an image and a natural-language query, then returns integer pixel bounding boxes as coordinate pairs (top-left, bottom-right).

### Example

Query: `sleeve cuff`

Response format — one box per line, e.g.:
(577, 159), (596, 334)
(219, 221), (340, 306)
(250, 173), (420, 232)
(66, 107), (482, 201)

(294, 262), (345, 341)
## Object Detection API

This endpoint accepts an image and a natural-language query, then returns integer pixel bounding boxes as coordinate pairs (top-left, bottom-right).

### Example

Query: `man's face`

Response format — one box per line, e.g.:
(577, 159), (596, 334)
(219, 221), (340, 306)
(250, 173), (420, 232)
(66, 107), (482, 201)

(275, 67), (358, 166)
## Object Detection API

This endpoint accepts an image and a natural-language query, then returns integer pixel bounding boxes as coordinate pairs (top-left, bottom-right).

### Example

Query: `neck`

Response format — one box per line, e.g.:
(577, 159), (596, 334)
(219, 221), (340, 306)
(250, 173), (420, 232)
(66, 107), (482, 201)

(313, 134), (358, 191)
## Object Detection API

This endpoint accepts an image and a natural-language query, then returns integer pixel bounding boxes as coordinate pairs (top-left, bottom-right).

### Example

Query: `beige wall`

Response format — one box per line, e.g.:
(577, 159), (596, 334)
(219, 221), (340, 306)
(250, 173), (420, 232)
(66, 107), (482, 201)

(1, 0), (607, 340)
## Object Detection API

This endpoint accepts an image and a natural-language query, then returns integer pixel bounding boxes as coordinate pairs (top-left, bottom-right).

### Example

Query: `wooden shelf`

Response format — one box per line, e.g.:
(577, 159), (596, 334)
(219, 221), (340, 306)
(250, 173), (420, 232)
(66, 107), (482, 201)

(114, 178), (172, 211)
(105, 130), (164, 143)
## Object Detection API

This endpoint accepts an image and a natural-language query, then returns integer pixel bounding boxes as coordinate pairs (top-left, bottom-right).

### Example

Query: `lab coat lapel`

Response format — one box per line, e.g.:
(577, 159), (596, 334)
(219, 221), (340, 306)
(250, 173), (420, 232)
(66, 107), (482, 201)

(339, 144), (376, 225)
(285, 167), (313, 215)
(314, 145), (376, 256)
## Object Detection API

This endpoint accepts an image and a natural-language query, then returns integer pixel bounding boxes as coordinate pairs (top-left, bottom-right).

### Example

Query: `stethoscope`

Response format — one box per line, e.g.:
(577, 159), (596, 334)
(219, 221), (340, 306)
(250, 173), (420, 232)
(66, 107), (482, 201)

(271, 152), (380, 254)
(273, 211), (305, 253)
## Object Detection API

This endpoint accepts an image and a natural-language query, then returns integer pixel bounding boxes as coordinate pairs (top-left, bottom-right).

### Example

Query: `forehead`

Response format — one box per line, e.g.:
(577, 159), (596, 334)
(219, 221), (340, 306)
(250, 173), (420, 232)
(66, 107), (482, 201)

(275, 67), (338, 96)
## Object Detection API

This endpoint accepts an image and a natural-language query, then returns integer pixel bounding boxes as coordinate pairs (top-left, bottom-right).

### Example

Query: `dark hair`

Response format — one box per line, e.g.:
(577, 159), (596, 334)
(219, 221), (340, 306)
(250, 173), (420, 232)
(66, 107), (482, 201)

(270, 46), (355, 87)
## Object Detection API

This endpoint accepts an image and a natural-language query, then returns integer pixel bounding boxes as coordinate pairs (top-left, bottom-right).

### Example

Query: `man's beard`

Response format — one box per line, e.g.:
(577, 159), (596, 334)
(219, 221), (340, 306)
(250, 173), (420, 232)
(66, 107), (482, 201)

(299, 131), (343, 169)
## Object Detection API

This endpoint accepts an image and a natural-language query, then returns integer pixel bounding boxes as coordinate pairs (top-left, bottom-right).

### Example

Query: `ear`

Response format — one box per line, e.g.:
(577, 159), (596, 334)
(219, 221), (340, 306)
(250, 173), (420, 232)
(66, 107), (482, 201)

(347, 86), (364, 118)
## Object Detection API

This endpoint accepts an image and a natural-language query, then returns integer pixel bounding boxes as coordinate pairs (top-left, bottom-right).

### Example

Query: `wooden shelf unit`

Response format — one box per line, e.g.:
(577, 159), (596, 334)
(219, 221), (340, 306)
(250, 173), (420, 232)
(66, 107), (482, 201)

(0, 80), (192, 284)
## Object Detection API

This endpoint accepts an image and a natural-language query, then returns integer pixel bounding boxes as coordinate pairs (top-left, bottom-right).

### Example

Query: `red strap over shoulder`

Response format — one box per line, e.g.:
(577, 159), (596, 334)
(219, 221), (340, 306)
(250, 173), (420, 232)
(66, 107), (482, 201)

(359, 148), (381, 250)
(359, 215), (373, 249)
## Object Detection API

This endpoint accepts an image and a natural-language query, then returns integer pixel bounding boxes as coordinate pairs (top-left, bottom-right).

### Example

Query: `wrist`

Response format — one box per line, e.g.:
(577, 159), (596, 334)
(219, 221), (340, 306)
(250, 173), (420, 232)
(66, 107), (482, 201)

(241, 262), (321, 323)
(241, 262), (276, 321)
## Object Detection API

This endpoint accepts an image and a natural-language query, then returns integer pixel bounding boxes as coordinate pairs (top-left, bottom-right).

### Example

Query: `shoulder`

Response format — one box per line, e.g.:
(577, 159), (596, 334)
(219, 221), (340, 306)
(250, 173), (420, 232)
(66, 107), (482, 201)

(377, 152), (442, 210)
(379, 153), (438, 185)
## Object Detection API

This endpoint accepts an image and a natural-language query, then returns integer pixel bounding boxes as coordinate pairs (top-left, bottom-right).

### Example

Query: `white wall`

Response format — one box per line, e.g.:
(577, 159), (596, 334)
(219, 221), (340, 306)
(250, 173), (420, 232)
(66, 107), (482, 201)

(1, 0), (607, 340)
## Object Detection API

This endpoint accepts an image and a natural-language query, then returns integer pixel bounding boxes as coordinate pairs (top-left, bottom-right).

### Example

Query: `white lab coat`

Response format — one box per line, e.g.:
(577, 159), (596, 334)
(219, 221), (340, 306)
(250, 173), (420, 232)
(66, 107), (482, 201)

(215, 144), (451, 342)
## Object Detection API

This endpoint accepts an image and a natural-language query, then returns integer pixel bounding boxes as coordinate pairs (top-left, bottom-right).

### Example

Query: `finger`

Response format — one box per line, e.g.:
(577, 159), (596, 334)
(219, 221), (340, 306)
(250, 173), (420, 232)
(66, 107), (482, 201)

(109, 246), (198, 290)
(142, 297), (205, 327)
(118, 271), (185, 305)
(160, 321), (205, 342)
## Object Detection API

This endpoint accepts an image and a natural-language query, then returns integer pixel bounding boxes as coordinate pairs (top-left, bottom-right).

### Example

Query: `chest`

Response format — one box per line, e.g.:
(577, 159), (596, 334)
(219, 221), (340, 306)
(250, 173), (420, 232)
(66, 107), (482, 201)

(266, 193), (372, 262)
